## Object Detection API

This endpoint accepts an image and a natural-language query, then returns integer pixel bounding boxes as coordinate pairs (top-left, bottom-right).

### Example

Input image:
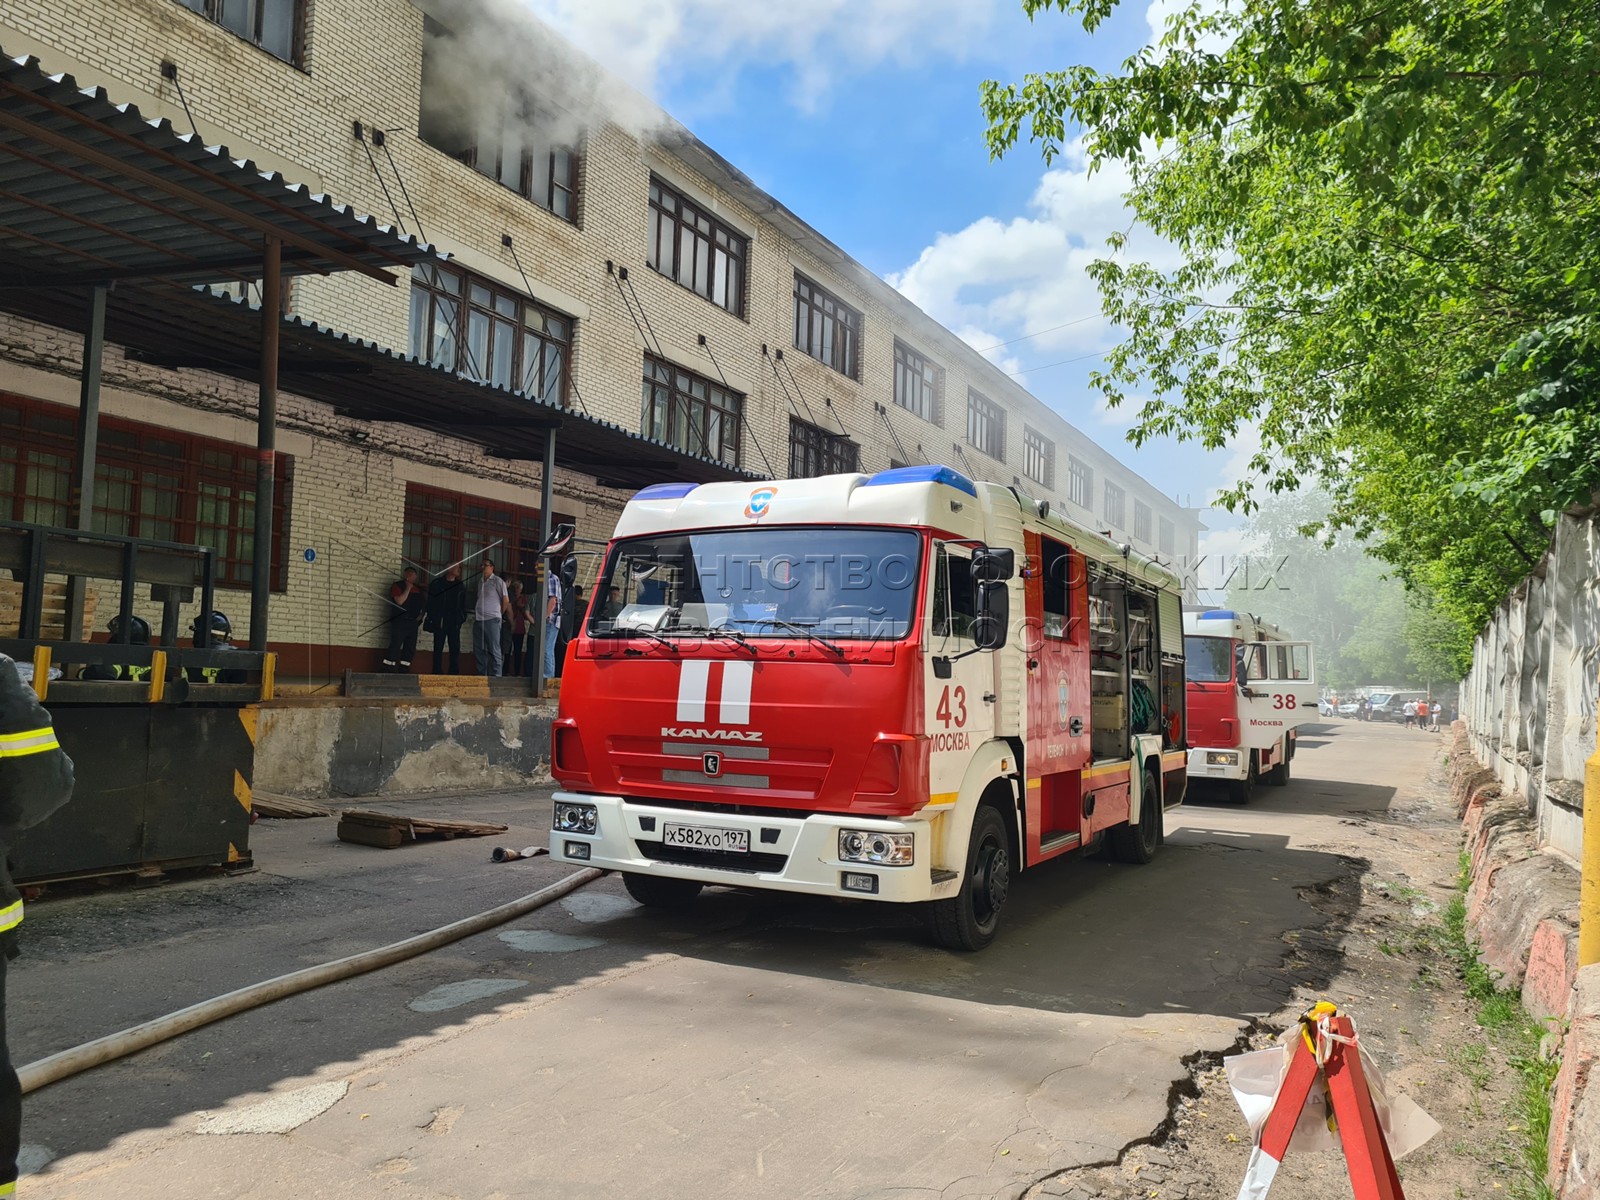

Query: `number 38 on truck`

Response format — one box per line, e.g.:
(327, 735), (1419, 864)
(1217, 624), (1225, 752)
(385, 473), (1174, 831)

(549, 466), (1191, 949)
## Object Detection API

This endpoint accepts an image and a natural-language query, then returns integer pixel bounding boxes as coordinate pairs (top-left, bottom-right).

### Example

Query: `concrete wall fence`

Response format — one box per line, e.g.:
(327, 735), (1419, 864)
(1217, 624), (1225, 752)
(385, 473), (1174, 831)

(1454, 502), (1598, 1199)
(1461, 506), (1598, 863)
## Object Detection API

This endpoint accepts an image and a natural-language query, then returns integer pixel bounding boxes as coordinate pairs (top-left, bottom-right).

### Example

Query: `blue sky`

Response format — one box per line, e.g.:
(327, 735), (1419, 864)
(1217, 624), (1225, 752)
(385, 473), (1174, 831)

(524, 0), (1253, 564)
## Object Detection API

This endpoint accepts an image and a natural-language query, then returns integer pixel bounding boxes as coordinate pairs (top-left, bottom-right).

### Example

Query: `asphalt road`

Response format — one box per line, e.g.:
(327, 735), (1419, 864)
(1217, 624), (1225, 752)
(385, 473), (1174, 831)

(14, 717), (1441, 1199)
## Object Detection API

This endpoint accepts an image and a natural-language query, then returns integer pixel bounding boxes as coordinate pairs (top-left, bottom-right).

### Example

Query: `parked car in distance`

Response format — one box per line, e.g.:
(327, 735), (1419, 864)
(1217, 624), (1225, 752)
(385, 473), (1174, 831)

(1338, 699), (1362, 717)
(1319, 697), (1338, 717)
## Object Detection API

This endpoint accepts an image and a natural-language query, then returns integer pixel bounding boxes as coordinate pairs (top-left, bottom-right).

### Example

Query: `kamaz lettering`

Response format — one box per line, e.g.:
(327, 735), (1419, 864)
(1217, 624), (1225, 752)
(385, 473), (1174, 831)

(659, 728), (764, 742)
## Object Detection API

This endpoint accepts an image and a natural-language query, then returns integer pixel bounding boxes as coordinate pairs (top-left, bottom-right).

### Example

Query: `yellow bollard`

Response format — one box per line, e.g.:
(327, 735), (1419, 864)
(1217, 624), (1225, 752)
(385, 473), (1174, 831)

(1584, 714), (1600, 967)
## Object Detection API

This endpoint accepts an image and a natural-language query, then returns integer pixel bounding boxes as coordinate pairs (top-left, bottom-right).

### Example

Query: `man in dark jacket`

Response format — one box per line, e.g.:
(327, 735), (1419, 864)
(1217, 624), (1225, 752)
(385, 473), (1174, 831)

(382, 567), (426, 672)
(0, 653), (75, 1195)
(424, 563), (469, 675)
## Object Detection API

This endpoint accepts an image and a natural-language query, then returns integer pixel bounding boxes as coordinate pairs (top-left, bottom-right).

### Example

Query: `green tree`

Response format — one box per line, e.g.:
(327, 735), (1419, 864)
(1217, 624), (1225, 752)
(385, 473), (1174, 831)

(1218, 491), (1417, 688)
(982, 0), (1599, 650)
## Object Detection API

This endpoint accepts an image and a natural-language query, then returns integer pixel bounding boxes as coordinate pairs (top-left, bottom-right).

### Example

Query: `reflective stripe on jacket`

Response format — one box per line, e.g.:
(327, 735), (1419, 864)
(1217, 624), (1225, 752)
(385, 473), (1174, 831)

(0, 726), (59, 758)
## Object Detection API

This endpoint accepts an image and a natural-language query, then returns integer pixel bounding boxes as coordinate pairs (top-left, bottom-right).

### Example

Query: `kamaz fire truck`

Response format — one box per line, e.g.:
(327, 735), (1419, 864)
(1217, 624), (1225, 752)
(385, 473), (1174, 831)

(548, 466), (1190, 949)
(1182, 609), (1318, 802)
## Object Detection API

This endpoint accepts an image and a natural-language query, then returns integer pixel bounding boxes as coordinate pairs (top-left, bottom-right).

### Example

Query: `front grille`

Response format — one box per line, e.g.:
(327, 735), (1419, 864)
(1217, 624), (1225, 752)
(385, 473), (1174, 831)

(628, 796), (817, 821)
(636, 839), (788, 874)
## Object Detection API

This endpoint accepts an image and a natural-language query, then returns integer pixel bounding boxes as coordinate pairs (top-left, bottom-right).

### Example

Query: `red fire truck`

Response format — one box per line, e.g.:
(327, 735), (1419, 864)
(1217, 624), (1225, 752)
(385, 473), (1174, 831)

(549, 466), (1189, 949)
(1182, 609), (1318, 802)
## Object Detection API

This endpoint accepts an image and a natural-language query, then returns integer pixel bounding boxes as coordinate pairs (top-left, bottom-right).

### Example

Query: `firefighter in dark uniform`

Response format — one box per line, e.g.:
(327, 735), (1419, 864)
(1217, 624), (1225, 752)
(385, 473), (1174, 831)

(187, 611), (250, 684)
(0, 653), (75, 1195)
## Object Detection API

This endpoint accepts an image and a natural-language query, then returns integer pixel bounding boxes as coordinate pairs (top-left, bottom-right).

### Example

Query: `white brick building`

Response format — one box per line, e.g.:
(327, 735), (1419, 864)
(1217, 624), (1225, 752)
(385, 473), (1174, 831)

(0, 0), (1201, 677)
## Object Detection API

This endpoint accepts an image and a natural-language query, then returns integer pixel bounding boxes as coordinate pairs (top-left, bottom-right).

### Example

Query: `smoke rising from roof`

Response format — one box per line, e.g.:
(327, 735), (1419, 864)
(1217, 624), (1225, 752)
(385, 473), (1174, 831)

(418, 0), (668, 152)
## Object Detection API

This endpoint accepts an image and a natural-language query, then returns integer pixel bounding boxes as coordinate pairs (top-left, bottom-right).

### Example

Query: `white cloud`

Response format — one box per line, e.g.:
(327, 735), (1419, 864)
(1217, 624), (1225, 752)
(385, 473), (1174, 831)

(886, 141), (1182, 365)
(516, 0), (998, 111)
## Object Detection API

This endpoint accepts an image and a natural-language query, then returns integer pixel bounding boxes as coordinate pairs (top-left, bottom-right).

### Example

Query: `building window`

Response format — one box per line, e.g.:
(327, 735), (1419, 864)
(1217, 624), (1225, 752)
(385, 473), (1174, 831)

(418, 21), (580, 222)
(641, 355), (743, 466)
(789, 419), (859, 478)
(1134, 499), (1152, 543)
(1159, 516), (1176, 555)
(408, 265), (571, 405)
(176, 0), (302, 62)
(647, 177), (748, 316)
(893, 339), (942, 423)
(1066, 457), (1093, 509)
(402, 483), (572, 586)
(0, 394), (292, 591)
(1104, 481), (1126, 529)
(1023, 426), (1053, 488)
(967, 389), (1006, 461)
(794, 274), (861, 379)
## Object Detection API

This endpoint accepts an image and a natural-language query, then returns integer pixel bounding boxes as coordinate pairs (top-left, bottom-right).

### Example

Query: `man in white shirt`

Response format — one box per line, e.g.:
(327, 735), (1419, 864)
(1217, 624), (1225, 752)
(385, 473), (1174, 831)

(474, 558), (511, 676)
(542, 565), (562, 680)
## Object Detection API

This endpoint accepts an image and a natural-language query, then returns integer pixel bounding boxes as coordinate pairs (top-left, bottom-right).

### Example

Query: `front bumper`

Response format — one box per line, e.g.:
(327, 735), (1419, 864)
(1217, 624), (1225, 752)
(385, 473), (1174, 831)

(549, 791), (940, 903)
(1187, 747), (1247, 781)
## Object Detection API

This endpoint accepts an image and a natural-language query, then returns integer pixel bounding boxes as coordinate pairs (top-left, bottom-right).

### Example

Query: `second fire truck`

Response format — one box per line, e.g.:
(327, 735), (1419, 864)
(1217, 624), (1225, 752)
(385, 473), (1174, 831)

(549, 466), (1190, 949)
(1182, 609), (1318, 802)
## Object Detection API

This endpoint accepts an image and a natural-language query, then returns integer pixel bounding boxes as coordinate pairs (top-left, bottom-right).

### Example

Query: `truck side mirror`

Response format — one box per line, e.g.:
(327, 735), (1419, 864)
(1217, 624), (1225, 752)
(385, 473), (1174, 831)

(973, 580), (1010, 651)
(559, 556), (579, 588)
(971, 547), (1015, 583)
(1235, 644), (1250, 687)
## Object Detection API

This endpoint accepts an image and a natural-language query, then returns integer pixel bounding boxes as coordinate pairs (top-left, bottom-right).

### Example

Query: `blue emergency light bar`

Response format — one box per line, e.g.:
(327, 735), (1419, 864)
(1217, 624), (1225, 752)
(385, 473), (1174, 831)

(860, 465), (978, 497)
(633, 482), (698, 500)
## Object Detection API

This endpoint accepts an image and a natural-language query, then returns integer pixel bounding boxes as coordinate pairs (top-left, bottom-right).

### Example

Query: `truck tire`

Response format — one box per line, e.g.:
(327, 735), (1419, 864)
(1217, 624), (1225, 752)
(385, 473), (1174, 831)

(622, 871), (703, 910)
(1226, 755), (1257, 804)
(931, 804), (1010, 952)
(1267, 758), (1291, 787)
(1110, 766), (1161, 864)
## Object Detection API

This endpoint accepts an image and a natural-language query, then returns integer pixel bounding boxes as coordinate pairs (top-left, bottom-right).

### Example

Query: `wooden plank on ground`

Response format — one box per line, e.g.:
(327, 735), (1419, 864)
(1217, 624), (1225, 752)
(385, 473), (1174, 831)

(335, 818), (405, 849)
(253, 792), (333, 819)
(336, 807), (509, 850)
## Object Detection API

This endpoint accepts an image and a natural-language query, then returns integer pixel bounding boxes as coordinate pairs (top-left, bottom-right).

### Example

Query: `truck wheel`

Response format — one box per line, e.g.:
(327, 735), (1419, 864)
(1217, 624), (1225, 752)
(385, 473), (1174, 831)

(1267, 758), (1291, 787)
(1226, 756), (1257, 804)
(931, 805), (1010, 952)
(1110, 767), (1161, 864)
(622, 872), (703, 910)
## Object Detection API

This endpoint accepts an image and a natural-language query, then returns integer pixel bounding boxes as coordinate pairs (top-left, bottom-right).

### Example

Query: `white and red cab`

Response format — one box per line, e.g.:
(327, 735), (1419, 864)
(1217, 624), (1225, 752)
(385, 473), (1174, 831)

(1182, 609), (1317, 801)
(549, 466), (1190, 949)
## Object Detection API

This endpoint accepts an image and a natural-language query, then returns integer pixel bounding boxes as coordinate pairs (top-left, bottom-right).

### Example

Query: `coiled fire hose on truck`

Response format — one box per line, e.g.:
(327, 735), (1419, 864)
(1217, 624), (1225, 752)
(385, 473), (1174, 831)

(18, 867), (606, 1095)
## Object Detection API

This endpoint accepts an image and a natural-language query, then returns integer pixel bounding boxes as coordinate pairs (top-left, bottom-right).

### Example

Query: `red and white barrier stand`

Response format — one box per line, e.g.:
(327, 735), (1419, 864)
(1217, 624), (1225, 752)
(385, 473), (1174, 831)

(1227, 1003), (1440, 1200)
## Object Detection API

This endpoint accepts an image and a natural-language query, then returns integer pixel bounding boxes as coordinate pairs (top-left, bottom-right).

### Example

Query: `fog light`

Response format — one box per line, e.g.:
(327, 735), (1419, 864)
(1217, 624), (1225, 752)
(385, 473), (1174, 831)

(564, 841), (592, 860)
(838, 828), (913, 866)
(554, 801), (598, 833)
(1205, 751), (1239, 766)
(841, 871), (878, 894)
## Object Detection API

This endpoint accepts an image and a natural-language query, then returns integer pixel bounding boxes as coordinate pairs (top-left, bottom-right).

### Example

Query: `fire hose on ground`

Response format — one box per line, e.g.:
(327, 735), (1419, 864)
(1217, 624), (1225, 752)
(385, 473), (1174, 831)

(18, 867), (606, 1095)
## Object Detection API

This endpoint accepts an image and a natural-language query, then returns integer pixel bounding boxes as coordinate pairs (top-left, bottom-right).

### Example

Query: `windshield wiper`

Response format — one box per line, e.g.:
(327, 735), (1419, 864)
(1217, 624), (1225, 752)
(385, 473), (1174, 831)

(595, 626), (679, 653)
(671, 624), (758, 655)
(758, 618), (844, 657)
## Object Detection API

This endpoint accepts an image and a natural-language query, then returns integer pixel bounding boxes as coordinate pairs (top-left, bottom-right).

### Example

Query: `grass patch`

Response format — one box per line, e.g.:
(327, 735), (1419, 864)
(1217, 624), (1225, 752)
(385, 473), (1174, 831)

(1440, 852), (1561, 1200)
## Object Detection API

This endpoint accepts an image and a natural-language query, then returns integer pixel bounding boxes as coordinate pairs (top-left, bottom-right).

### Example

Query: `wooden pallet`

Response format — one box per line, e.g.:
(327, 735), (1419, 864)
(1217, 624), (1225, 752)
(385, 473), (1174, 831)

(0, 580), (97, 640)
(336, 807), (509, 849)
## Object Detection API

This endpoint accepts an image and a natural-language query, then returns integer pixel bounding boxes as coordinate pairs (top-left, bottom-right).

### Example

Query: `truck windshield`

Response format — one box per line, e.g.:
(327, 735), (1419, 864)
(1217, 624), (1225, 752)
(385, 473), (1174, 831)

(1184, 635), (1234, 683)
(589, 527), (922, 643)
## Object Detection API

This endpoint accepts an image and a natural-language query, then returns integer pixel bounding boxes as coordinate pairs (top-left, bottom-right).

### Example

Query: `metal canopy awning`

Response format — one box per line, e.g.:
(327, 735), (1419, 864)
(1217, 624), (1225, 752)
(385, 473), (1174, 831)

(0, 50), (438, 288)
(17, 280), (762, 490)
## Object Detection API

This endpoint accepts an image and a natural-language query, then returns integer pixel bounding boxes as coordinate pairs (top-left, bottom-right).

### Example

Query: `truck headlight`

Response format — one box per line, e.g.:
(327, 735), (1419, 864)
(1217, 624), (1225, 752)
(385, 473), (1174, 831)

(838, 829), (913, 866)
(1205, 751), (1239, 765)
(553, 801), (598, 833)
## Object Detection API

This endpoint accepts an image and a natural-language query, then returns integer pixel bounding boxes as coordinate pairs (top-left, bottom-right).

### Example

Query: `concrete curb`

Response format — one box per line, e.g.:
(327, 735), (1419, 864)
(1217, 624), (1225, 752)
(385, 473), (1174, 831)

(1450, 723), (1593, 1199)
(1551, 965), (1599, 1200)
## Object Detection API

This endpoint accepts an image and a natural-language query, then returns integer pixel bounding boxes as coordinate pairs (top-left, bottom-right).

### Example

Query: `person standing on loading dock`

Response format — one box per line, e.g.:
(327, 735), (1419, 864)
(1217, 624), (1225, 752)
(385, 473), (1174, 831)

(0, 653), (75, 1197)
(474, 558), (511, 677)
